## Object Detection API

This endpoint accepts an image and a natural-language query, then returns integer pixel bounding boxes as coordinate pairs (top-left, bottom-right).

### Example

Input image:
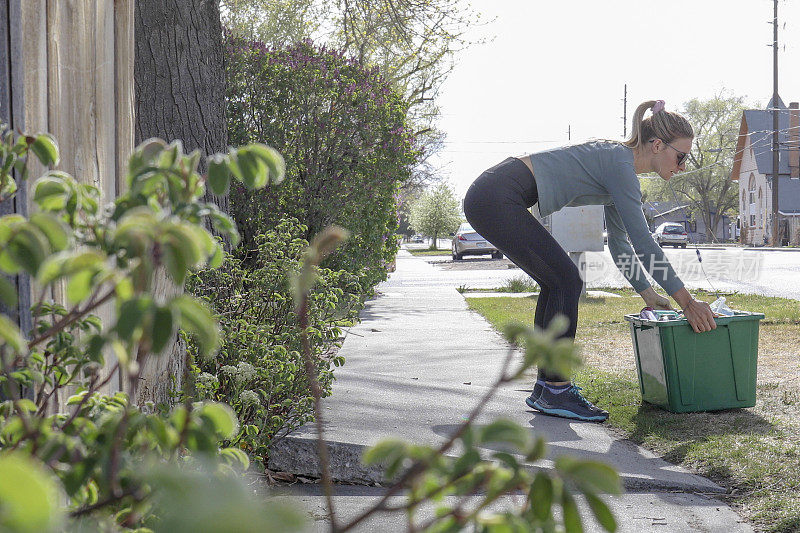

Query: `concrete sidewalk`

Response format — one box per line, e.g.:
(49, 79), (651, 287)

(269, 250), (752, 532)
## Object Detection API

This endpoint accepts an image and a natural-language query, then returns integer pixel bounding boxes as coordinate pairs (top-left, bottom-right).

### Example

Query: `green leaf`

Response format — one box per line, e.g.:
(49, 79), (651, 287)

(246, 144), (285, 185)
(525, 436), (547, 462)
(66, 269), (95, 303)
(115, 277), (134, 300)
(585, 492), (617, 532)
(208, 212), (239, 247)
(477, 419), (531, 450)
(530, 471), (553, 521)
(234, 147), (267, 189)
(114, 297), (152, 342)
(29, 133), (59, 166)
(32, 173), (69, 211)
(220, 447), (250, 471)
(1, 177), (17, 199)
(557, 458), (621, 495)
(561, 486), (583, 533)
(128, 138), (167, 178)
(159, 140), (182, 168)
(6, 224), (49, 275)
(85, 335), (107, 365)
(110, 339), (130, 367)
(0, 453), (64, 533)
(84, 314), (103, 332)
(151, 305), (176, 354)
(15, 399), (37, 414)
(492, 451), (520, 471)
(362, 439), (407, 466)
(199, 402), (239, 440)
(0, 275), (18, 308)
(172, 295), (219, 358)
(0, 314), (25, 353)
(163, 241), (189, 286)
(38, 250), (106, 285)
(452, 449), (481, 476)
(29, 213), (70, 252)
(208, 244), (224, 269)
(207, 154), (231, 196)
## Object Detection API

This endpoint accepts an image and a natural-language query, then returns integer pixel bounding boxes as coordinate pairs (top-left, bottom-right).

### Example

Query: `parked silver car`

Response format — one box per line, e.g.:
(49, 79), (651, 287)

(452, 223), (503, 260)
(653, 222), (688, 248)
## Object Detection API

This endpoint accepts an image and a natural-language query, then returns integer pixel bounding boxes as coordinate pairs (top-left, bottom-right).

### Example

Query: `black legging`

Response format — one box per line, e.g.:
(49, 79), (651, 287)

(463, 157), (582, 382)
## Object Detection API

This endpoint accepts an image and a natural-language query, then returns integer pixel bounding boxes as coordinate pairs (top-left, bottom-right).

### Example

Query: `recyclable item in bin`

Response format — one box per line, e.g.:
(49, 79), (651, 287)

(639, 308), (682, 321)
(710, 296), (735, 317)
(624, 311), (765, 413)
(639, 307), (657, 320)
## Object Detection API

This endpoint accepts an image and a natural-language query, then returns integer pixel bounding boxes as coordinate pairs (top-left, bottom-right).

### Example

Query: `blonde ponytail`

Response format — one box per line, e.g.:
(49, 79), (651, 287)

(623, 100), (694, 151)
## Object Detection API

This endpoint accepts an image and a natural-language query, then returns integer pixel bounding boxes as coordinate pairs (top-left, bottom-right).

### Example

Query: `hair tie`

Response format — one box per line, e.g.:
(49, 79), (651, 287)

(652, 100), (666, 114)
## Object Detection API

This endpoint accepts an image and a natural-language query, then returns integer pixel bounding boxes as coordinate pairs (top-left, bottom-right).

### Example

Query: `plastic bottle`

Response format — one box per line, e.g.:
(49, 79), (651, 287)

(710, 297), (735, 316)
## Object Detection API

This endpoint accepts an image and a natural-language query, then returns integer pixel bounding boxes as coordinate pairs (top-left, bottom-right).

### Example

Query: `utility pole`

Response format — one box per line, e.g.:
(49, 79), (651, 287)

(622, 84), (627, 138)
(567, 124), (571, 141)
(771, 0), (781, 246)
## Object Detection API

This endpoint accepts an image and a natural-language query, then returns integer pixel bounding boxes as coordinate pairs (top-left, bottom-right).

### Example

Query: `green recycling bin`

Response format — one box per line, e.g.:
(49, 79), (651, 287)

(624, 311), (765, 413)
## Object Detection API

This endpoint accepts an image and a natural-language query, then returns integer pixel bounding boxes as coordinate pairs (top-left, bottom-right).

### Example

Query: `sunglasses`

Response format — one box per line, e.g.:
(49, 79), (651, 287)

(650, 139), (689, 166)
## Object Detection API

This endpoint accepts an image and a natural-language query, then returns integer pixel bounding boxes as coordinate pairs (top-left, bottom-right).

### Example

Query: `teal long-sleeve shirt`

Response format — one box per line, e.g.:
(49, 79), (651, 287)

(527, 140), (684, 295)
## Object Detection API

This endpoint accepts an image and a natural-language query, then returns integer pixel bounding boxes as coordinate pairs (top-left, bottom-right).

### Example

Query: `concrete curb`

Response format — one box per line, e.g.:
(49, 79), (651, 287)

(268, 436), (388, 486)
(268, 436), (727, 494)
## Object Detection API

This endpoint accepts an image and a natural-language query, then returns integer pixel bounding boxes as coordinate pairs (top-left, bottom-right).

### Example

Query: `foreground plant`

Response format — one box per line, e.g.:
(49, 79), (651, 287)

(293, 229), (622, 532)
(0, 126), (303, 531)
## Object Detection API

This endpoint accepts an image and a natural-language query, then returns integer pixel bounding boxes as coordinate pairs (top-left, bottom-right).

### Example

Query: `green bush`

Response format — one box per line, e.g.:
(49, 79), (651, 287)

(226, 37), (416, 291)
(187, 218), (362, 464)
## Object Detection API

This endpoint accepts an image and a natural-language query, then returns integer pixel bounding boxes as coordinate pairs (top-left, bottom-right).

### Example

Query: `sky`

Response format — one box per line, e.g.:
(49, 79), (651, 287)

(431, 0), (800, 200)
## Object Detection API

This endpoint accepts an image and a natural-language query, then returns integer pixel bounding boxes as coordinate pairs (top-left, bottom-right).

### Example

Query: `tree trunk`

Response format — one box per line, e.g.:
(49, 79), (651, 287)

(134, 0), (226, 406)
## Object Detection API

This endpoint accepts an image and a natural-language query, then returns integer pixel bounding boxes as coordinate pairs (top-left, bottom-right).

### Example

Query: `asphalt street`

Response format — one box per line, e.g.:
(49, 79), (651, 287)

(405, 243), (800, 300)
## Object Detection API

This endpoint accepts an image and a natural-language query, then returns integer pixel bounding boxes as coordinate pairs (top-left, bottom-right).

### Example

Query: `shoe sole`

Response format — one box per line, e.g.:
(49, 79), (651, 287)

(528, 399), (608, 422)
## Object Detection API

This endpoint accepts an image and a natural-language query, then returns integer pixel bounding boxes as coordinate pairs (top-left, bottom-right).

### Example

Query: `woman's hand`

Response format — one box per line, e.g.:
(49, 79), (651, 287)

(670, 287), (717, 333)
(681, 298), (717, 333)
(639, 287), (673, 310)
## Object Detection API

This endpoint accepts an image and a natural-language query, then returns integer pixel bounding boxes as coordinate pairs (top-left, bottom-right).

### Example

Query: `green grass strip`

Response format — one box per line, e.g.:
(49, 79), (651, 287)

(467, 289), (800, 533)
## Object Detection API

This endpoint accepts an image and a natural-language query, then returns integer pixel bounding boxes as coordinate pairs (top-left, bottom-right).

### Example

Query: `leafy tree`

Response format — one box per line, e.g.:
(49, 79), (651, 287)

(227, 37), (416, 289)
(221, 0), (323, 49)
(409, 182), (460, 250)
(640, 92), (749, 242)
(222, 0), (483, 188)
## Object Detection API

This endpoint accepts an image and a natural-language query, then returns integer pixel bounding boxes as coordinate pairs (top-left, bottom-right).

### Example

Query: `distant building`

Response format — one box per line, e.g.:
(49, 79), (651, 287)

(730, 96), (800, 245)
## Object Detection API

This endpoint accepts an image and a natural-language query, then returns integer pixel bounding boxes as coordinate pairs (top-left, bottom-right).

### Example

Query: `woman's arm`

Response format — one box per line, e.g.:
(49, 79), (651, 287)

(638, 286), (716, 332)
(638, 287), (672, 310)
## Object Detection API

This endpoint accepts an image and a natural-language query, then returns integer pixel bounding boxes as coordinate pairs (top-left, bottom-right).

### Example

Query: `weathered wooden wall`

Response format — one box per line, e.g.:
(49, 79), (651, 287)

(12, 0), (135, 398)
(1, 0), (35, 343)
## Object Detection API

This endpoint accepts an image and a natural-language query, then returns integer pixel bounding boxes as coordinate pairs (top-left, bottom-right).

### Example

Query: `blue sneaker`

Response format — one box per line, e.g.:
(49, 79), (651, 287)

(529, 385), (608, 422)
(524, 380), (546, 409)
